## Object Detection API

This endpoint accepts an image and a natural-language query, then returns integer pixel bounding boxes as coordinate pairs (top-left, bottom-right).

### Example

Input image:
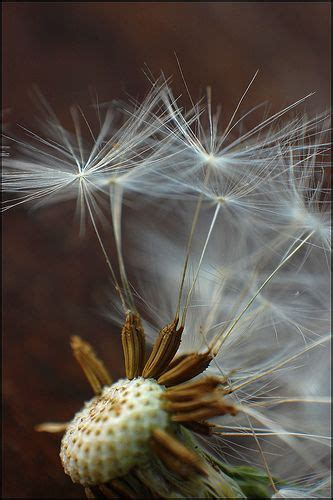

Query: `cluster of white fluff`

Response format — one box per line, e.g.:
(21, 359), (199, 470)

(3, 76), (331, 498)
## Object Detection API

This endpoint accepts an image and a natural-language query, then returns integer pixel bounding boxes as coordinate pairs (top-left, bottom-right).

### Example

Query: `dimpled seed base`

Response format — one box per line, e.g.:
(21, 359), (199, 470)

(60, 377), (169, 486)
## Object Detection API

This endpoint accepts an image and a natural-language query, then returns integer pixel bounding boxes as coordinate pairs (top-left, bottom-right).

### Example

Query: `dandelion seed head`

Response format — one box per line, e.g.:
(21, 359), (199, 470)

(4, 75), (331, 498)
(60, 377), (169, 485)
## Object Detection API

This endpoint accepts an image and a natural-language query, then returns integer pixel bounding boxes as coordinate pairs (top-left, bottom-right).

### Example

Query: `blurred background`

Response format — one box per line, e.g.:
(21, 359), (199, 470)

(3, 2), (331, 498)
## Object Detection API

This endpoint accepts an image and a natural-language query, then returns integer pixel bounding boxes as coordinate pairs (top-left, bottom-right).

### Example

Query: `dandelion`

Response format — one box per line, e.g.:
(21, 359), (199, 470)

(2, 76), (331, 498)
(2, 79), (177, 313)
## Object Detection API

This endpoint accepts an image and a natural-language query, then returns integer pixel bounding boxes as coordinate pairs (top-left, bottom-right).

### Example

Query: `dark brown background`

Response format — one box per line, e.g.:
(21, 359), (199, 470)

(3, 2), (331, 498)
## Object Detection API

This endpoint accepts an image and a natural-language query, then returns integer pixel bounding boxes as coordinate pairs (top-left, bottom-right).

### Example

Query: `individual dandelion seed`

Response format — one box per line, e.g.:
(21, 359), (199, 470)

(2, 80), (170, 210)
(1, 79), (182, 320)
(157, 71), (328, 179)
(156, 86), (331, 258)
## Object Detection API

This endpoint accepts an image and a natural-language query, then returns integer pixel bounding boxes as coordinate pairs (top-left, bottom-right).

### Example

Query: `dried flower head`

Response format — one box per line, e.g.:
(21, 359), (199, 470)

(3, 75), (331, 499)
(38, 331), (247, 498)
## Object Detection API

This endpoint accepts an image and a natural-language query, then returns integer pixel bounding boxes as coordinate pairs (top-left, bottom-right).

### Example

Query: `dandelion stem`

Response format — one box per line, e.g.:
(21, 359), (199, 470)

(84, 189), (127, 313)
(110, 183), (136, 312)
(176, 166), (212, 320)
(175, 193), (204, 319)
(181, 203), (221, 327)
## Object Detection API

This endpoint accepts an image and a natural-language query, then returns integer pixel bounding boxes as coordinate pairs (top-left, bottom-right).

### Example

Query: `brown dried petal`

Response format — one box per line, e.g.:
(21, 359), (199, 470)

(71, 336), (112, 394)
(121, 312), (145, 379)
(142, 319), (183, 379)
(157, 351), (213, 386)
(150, 428), (207, 478)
